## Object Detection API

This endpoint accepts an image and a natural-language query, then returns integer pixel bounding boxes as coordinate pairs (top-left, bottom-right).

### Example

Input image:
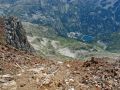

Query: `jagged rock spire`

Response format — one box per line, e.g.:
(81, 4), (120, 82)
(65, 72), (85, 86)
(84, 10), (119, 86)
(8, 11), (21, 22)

(0, 16), (34, 52)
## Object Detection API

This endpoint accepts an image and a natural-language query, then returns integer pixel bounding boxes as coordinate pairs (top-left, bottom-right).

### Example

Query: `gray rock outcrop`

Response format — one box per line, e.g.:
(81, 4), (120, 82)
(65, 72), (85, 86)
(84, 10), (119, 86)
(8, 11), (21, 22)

(0, 16), (34, 52)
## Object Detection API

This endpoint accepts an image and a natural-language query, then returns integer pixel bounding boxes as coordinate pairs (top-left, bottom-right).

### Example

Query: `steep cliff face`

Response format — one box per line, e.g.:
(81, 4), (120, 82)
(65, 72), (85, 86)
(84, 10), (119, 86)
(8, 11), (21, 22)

(0, 16), (34, 52)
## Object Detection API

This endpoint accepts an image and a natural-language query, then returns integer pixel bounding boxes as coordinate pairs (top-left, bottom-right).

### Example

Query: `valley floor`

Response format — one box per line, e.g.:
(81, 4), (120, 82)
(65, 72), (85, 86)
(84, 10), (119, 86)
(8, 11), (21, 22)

(0, 44), (120, 90)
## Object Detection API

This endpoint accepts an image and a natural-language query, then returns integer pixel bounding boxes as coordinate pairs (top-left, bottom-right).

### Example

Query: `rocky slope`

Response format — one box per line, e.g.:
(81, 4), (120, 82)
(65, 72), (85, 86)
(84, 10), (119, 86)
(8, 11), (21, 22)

(0, 43), (120, 90)
(0, 16), (33, 52)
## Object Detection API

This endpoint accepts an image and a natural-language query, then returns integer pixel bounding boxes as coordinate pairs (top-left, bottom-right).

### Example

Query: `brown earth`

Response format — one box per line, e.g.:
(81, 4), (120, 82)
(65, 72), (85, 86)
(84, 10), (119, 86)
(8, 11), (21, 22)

(0, 44), (119, 90)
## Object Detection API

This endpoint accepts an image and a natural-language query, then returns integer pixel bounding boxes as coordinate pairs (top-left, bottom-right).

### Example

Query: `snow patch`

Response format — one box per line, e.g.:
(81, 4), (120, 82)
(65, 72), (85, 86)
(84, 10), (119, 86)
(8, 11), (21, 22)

(22, 22), (38, 27)
(51, 40), (60, 49)
(31, 44), (40, 50)
(67, 32), (82, 39)
(58, 48), (76, 58)
(41, 38), (49, 46)
(27, 36), (38, 43)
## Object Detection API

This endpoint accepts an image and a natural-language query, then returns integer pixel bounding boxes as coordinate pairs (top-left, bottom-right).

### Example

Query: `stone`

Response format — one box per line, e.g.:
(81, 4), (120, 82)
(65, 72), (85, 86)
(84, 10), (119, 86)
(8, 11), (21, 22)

(0, 80), (17, 90)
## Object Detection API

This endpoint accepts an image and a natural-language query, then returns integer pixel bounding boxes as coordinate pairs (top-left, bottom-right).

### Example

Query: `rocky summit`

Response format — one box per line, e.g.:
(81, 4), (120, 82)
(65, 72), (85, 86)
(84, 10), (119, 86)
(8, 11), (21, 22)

(0, 16), (34, 52)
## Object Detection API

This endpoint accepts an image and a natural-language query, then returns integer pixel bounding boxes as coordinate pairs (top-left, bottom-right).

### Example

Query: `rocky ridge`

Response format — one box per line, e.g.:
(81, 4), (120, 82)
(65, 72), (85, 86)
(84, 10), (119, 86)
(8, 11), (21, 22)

(0, 16), (34, 52)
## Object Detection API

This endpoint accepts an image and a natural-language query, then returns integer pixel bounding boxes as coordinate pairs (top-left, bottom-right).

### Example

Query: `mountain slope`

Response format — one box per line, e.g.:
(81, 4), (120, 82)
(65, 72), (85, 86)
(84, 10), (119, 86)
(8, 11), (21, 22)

(0, 16), (119, 90)
(23, 22), (120, 60)
(0, 0), (120, 52)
